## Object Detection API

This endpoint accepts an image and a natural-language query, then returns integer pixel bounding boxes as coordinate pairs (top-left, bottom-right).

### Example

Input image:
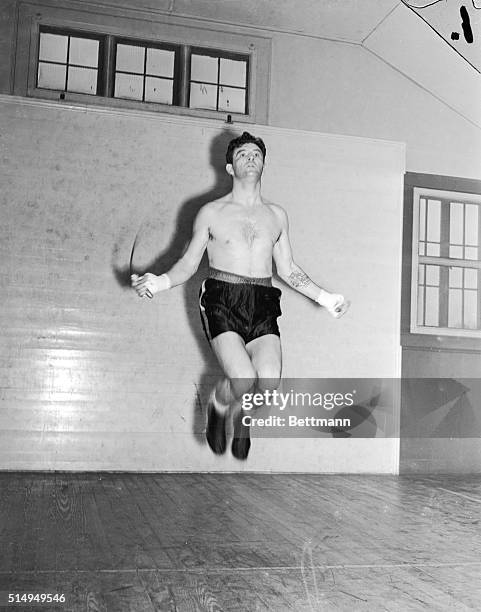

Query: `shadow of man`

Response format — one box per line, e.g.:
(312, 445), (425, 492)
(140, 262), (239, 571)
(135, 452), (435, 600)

(160, 129), (239, 443)
(113, 128), (238, 445)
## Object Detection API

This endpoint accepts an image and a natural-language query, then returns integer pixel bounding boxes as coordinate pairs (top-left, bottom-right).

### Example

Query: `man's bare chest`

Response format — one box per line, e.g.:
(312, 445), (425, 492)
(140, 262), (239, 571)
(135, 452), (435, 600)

(210, 208), (280, 247)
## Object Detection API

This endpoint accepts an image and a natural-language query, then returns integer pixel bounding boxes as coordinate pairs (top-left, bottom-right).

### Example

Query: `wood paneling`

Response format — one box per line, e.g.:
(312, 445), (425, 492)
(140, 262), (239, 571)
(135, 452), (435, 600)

(0, 96), (404, 471)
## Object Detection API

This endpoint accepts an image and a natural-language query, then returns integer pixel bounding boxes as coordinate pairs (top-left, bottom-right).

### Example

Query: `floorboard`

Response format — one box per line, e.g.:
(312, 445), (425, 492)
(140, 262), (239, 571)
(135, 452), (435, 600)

(0, 473), (479, 611)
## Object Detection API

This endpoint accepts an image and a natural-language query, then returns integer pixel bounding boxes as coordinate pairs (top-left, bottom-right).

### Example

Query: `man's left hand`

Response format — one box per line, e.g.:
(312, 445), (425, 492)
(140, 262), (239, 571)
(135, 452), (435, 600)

(323, 293), (350, 318)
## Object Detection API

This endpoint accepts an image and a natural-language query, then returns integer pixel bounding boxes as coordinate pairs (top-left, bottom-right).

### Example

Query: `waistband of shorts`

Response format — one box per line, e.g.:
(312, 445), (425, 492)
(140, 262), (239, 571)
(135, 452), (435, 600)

(208, 267), (272, 287)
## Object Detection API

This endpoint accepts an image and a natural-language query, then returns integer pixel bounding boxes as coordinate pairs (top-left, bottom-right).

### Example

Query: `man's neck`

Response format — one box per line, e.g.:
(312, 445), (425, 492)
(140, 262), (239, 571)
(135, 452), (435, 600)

(231, 180), (262, 207)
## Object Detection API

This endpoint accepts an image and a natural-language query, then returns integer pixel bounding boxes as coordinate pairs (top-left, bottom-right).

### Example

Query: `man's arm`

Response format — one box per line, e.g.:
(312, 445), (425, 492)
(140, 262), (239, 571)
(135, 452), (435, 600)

(272, 206), (348, 317)
(132, 205), (211, 298)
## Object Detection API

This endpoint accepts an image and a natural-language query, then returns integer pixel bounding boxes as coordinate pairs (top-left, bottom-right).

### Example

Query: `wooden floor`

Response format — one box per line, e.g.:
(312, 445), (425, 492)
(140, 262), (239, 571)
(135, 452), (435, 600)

(0, 473), (480, 611)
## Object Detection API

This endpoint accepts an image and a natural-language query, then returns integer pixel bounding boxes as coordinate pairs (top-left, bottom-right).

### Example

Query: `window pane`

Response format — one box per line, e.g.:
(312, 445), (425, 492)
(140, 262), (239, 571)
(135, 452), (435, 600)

(465, 247), (478, 260)
(220, 58), (246, 87)
(448, 289), (463, 327)
(465, 205), (479, 246)
(449, 202), (464, 245)
(426, 242), (440, 256)
(418, 264), (425, 284)
(425, 286), (439, 326)
(417, 285), (425, 325)
(464, 290), (478, 329)
(419, 198), (426, 241)
(449, 245), (463, 258)
(191, 54), (218, 83)
(218, 86), (246, 113)
(39, 33), (68, 63)
(189, 82), (217, 110)
(145, 77), (173, 104)
(37, 62), (66, 90)
(146, 48), (174, 77)
(449, 267), (463, 288)
(69, 37), (99, 68)
(464, 268), (478, 290)
(425, 265), (439, 286)
(414, 191), (481, 335)
(114, 73), (143, 100)
(67, 66), (97, 94)
(427, 199), (441, 242)
(116, 44), (145, 74)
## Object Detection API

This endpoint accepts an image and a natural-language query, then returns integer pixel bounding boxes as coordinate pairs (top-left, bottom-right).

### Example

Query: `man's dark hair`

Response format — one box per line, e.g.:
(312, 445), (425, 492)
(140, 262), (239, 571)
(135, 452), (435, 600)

(225, 132), (266, 164)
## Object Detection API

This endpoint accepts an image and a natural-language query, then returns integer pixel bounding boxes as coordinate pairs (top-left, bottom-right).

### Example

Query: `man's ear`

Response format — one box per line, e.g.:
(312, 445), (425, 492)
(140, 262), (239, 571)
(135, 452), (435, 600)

(225, 163), (234, 176)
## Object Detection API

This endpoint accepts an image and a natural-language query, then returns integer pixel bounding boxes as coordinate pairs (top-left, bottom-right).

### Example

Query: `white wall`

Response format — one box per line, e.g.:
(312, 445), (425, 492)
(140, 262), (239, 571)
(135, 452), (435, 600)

(0, 96), (404, 472)
(269, 34), (481, 180)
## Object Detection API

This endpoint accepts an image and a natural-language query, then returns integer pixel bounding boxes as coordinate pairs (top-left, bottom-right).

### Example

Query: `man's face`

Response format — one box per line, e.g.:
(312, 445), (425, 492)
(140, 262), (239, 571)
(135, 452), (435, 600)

(227, 143), (264, 179)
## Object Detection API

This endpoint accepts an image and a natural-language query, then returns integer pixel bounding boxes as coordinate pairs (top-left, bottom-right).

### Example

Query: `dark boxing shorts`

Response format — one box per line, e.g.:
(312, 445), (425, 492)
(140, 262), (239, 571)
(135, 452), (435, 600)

(199, 268), (282, 345)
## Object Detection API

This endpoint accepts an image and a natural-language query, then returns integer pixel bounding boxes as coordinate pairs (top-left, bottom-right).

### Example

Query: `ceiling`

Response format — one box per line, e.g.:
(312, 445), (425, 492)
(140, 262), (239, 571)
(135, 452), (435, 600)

(167, 0), (401, 42)
(403, 0), (481, 73)
(362, 1), (481, 128)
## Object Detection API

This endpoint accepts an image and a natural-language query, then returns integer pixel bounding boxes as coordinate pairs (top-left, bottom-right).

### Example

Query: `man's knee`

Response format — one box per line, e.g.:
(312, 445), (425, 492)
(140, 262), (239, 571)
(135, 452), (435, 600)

(256, 366), (281, 393)
(229, 368), (256, 399)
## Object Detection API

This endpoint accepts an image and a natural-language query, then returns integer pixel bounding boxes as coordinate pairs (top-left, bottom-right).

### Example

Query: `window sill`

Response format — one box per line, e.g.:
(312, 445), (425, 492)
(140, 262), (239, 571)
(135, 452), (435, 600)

(402, 331), (481, 353)
(27, 87), (255, 124)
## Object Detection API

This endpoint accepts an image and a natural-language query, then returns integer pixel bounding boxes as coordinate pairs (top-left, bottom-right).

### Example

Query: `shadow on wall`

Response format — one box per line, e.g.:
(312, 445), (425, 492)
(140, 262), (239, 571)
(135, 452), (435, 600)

(112, 128), (238, 443)
(401, 378), (481, 438)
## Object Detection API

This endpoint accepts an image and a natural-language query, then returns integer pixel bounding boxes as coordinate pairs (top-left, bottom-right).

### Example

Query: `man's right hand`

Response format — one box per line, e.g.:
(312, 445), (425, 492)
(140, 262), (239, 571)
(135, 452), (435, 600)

(131, 273), (171, 298)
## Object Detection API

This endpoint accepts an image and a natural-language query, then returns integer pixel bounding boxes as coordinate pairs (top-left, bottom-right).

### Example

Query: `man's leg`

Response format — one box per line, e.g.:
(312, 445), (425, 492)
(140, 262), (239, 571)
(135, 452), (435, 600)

(246, 334), (282, 392)
(230, 334), (282, 459)
(206, 331), (257, 454)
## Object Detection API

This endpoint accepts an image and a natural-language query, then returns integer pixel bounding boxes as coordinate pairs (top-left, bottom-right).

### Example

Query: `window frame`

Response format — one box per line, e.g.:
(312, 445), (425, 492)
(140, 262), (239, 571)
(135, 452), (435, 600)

(36, 26), (106, 96)
(112, 37), (182, 106)
(188, 46), (250, 115)
(14, 3), (270, 124)
(410, 186), (481, 338)
(402, 172), (481, 352)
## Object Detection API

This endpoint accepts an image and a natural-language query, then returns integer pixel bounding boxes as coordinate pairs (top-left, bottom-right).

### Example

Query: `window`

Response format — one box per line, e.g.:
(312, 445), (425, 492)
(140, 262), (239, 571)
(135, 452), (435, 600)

(114, 40), (179, 105)
(411, 187), (481, 337)
(15, 4), (270, 122)
(37, 28), (104, 95)
(34, 26), (253, 118)
(189, 49), (249, 114)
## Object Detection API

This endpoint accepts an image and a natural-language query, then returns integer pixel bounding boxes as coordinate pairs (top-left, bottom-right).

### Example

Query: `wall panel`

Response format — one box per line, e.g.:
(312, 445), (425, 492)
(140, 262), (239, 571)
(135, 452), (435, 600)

(0, 96), (404, 471)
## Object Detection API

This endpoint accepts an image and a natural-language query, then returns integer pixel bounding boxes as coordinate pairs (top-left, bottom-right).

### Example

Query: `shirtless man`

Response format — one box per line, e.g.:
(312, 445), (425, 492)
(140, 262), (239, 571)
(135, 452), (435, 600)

(132, 132), (349, 460)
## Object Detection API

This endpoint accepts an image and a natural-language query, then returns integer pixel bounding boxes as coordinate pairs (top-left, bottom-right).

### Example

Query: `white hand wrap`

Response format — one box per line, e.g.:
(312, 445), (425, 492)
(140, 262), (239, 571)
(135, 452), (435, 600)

(158, 273), (172, 291)
(316, 291), (344, 314)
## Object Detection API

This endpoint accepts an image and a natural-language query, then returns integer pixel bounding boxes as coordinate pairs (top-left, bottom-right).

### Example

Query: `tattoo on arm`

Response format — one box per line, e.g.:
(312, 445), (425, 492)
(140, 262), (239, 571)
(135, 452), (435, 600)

(287, 271), (312, 288)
